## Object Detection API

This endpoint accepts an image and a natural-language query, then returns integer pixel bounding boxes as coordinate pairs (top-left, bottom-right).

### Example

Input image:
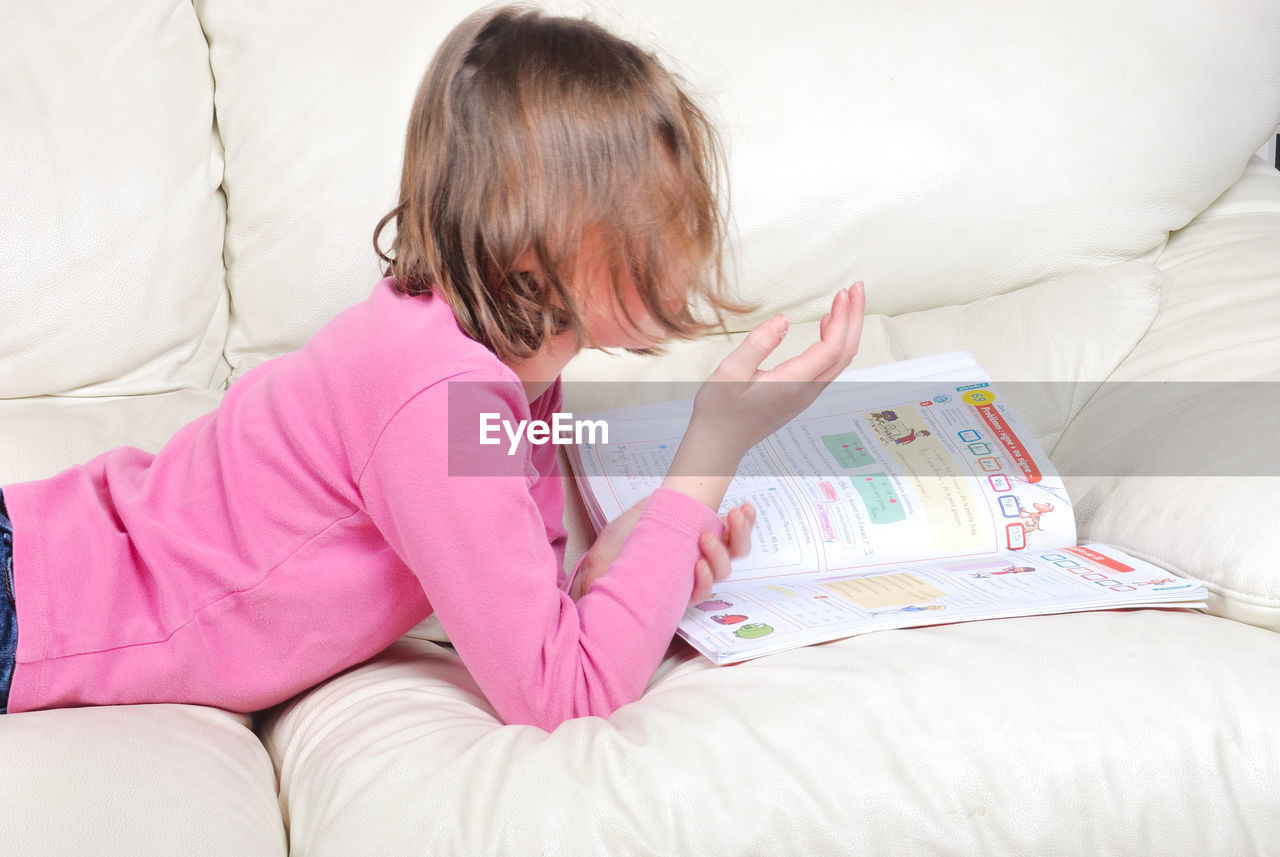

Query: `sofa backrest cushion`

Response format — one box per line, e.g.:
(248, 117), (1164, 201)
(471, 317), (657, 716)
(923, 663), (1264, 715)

(1, 0), (228, 398)
(562, 260), (1163, 452)
(196, 0), (1280, 377)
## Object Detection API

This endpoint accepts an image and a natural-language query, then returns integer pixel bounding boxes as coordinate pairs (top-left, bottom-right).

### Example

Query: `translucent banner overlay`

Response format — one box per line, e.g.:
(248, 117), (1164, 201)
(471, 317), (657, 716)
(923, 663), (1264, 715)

(447, 380), (1280, 478)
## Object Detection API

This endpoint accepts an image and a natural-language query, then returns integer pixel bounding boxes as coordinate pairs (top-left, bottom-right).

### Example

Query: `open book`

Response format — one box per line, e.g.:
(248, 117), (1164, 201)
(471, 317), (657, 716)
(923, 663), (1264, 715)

(565, 351), (1207, 664)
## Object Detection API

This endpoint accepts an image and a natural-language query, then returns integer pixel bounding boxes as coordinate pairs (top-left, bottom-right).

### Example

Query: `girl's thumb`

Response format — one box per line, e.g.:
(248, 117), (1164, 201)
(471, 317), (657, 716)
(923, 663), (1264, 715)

(718, 315), (787, 379)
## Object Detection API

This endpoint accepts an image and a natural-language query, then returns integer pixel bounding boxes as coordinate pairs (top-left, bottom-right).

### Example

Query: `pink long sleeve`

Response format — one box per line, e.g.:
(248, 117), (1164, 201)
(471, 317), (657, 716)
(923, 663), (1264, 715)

(525, 381), (571, 586)
(3, 278), (720, 728)
(359, 376), (721, 729)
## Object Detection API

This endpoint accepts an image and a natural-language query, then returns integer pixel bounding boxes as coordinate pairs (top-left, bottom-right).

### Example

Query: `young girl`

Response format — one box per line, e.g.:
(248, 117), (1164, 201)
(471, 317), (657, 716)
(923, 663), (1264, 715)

(0, 5), (864, 730)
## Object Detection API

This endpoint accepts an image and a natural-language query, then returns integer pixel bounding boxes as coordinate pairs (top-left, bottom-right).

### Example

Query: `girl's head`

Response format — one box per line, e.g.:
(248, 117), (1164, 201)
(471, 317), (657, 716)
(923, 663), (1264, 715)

(374, 3), (749, 362)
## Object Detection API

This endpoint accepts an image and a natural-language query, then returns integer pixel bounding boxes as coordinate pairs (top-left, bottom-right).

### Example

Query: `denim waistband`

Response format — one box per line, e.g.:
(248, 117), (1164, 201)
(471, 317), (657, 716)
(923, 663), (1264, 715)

(1, 489), (14, 605)
(0, 487), (19, 713)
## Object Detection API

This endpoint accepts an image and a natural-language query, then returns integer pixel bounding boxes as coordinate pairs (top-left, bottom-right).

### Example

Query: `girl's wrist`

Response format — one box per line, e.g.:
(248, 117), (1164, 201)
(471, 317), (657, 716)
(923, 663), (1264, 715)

(661, 422), (743, 511)
(658, 472), (734, 514)
(683, 417), (751, 471)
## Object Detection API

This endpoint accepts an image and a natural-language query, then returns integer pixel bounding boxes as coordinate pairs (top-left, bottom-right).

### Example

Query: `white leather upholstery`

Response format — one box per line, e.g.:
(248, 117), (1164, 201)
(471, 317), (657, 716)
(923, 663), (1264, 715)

(564, 261), (1164, 449)
(266, 611), (1280, 857)
(0, 705), (285, 856)
(1056, 157), (1280, 632)
(194, 0), (1280, 374)
(0, 392), (222, 483)
(0, 0), (228, 398)
(1, 0), (1278, 854)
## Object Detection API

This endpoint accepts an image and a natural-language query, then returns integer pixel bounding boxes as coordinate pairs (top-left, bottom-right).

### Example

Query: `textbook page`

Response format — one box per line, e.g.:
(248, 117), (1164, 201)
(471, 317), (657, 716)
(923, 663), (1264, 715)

(676, 543), (1208, 664)
(569, 351), (1074, 587)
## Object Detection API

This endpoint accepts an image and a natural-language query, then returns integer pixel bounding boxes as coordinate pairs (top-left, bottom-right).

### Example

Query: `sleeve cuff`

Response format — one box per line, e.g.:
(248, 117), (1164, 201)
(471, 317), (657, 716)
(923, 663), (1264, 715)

(642, 487), (726, 539)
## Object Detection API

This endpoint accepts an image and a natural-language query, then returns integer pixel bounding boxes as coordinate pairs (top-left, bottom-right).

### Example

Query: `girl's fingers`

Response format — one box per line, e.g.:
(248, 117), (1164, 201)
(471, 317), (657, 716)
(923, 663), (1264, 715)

(700, 529), (732, 581)
(807, 284), (866, 383)
(727, 504), (756, 559)
(724, 509), (741, 559)
(768, 291), (850, 381)
(716, 314), (788, 381)
(691, 558), (713, 604)
(722, 283), (864, 386)
(843, 282), (866, 363)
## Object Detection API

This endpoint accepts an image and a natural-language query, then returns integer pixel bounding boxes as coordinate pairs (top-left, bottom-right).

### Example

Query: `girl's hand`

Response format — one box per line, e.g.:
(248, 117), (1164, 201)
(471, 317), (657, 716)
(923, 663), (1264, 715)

(572, 496), (648, 599)
(699, 282), (864, 453)
(689, 501), (756, 605)
(669, 283), (867, 495)
(574, 499), (758, 604)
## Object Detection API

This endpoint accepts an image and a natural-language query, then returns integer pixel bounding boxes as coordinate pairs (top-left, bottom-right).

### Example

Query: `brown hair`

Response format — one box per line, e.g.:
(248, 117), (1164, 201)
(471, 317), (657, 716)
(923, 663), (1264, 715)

(373, 3), (751, 362)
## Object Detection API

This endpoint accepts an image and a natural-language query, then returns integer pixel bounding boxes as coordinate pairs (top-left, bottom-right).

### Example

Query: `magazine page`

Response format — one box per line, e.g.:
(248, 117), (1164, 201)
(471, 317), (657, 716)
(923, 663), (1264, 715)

(567, 351), (1074, 586)
(676, 543), (1208, 664)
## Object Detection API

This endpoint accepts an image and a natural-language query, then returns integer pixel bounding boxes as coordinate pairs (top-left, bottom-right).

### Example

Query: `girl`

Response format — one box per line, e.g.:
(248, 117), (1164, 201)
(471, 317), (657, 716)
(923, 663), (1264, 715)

(0, 5), (864, 730)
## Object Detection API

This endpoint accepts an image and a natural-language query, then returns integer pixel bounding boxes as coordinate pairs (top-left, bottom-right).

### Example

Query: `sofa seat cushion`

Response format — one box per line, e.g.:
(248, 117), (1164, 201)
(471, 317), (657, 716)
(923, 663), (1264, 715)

(265, 609), (1280, 856)
(0, 705), (285, 856)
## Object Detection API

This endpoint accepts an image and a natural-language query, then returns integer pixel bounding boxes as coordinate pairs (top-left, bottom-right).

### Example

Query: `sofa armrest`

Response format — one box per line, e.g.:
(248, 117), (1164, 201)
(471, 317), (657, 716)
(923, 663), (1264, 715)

(1054, 158), (1280, 632)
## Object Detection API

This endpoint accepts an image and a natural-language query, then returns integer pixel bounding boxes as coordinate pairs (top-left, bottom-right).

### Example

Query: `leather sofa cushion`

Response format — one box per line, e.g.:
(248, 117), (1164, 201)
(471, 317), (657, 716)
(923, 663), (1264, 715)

(193, 0), (1278, 374)
(1056, 158), (1280, 633)
(1, 0), (227, 397)
(562, 260), (1163, 451)
(265, 609), (1280, 856)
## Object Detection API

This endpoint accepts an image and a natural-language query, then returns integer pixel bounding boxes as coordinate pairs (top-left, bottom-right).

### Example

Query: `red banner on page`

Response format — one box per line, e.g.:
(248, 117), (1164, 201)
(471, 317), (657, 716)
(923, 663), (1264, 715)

(976, 404), (1042, 483)
(1065, 546), (1135, 573)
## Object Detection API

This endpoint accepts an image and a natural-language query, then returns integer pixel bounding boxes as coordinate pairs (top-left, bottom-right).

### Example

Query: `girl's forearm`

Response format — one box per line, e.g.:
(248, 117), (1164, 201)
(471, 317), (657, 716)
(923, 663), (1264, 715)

(659, 421), (742, 512)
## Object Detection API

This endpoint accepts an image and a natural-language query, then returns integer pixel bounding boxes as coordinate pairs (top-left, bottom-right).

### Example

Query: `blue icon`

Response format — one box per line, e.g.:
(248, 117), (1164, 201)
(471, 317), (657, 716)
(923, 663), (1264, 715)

(933, 394), (951, 404)
(958, 429), (981, 442)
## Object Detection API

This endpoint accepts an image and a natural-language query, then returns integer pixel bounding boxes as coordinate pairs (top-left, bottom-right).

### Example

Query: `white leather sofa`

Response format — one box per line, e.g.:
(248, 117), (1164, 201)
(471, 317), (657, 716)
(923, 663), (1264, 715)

(3, 1), (1278, 854)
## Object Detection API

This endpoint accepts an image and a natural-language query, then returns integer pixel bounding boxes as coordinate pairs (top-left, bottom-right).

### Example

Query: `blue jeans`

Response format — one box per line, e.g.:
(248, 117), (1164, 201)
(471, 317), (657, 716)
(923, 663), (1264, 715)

(0, 489), (18, 714)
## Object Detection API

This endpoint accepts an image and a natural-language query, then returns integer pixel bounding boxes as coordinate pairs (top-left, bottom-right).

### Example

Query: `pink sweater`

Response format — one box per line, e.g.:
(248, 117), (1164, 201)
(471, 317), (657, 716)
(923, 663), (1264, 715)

(4, 278), (720, 729)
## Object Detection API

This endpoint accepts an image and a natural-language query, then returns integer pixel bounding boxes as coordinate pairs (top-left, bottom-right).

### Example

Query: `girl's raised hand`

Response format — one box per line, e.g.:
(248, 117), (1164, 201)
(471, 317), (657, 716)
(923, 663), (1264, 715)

(687, 282), (866, 467)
